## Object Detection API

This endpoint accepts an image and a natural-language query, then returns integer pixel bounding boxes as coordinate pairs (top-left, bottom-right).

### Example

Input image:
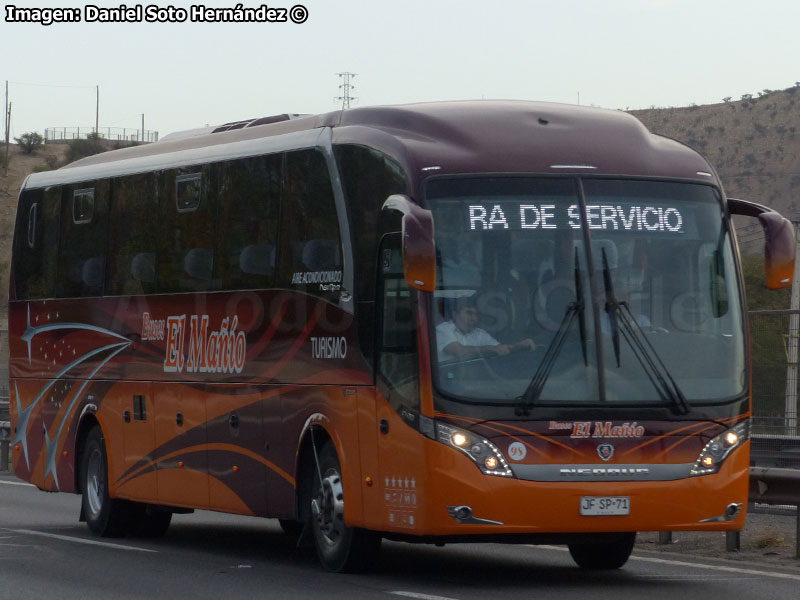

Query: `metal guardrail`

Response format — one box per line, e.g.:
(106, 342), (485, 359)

(751, 434), (800, 469)
(749, 467), (800, 558)
(0, 420), (9, 472)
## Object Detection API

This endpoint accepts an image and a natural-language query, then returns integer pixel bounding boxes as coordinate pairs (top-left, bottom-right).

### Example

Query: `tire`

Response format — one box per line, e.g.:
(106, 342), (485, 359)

(80, 426), (134, 537)
(129, 504), (172, 538)
(309, 441), (381, 572)
(568, 533), (636, 569)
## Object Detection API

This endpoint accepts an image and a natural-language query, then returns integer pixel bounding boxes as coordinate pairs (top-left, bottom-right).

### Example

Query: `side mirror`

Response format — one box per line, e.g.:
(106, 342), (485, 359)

(382, 195), (436, 292)
(728, 198), (795, 290)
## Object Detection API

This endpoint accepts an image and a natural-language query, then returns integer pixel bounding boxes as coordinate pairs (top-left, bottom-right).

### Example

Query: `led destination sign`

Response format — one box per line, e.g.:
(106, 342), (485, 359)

(466, 203), (684, 233)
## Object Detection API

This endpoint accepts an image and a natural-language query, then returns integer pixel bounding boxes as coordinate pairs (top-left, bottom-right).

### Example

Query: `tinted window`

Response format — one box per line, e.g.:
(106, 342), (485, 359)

(106, 173), (160, 296)
(216, 155), (281, 290)
(13, 187), (61, 300)
(378, 234), (419, 411)
(334, 144), (408, 363)
(57, 181), (109, 297)
(334, 145), (408, 301)
(279, 149), (343, 300)
(158, 166), (216, 293)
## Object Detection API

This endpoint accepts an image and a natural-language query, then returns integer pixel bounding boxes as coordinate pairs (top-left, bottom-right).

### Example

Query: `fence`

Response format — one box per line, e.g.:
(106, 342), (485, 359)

(44, 127), (159, 143)
(749, 310), (800, 468)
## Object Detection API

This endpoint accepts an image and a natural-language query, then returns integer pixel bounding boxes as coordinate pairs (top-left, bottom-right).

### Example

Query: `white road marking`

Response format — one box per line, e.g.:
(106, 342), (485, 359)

(534, 545), (800, 581)
(389, 592), (461, 600)
(4, 529), (157, 553)
(631, 555), (800, 581)
(0, 480), (35, 487)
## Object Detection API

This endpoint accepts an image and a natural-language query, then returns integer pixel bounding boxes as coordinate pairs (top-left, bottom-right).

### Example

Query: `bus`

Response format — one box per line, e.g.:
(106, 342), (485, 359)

(9, 101), (795, 572)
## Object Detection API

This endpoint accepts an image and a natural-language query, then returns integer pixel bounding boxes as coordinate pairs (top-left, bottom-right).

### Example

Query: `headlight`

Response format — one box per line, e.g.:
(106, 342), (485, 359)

(436, 422), (513, 477)
(690, 420), (749, 476)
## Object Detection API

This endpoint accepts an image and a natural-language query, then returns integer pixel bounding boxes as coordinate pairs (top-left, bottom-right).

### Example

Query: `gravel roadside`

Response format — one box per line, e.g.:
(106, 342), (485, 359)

(636, 508), (800, 569)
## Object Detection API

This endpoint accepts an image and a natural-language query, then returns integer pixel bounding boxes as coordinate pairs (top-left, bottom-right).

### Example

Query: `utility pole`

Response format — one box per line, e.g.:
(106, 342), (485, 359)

(5, 103), (10, 167)
(95, 85), (99, 135)
(4, 80), (9, 163)
(141, 113), (145, 142)
(785, 218), (800, 437)
(335, 72), (357, 109)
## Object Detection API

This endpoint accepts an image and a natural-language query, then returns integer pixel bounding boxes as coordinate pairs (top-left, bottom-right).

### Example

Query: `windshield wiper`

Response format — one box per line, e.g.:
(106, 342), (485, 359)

(602, 249), (622, 367)
(516, 248), (587, 416)
(600, 248), (690, 415)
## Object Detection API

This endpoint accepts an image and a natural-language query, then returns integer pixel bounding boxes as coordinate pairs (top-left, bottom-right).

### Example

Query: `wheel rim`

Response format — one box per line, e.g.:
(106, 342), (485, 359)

(314, 468), (345, 546)
(85, 447), (105, 517)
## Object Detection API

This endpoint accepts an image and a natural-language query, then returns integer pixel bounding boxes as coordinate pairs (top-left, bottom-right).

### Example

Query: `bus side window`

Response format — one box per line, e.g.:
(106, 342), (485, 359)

(215, 154), (281, 290)
(158, 166), (217, 293)
(106, 173), (160, 296)
(57, 182), (108, 298)
(279, 149), (343, 300)
(334, 144), (409, 365)
(377, 234), (420, 411)
(13, 187), (61, 300)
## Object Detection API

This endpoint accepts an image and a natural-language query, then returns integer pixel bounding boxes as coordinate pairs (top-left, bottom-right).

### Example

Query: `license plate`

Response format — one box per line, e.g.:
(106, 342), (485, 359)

(580, 496), (630, 516)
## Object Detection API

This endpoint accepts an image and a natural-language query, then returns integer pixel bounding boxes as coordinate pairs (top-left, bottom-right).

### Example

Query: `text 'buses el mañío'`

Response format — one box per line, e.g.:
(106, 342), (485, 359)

(9, 101), (795, 572)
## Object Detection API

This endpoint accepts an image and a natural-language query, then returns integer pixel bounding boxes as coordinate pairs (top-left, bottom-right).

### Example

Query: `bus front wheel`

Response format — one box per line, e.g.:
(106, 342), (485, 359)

(80, 426), (133, 537)
(309, 441), (381, 572)
(568, 533), (636, 569)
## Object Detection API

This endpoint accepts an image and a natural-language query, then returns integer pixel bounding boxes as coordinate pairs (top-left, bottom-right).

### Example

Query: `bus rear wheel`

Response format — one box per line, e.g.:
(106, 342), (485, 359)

(309, 441), (381, 572)
(568, 533), (636, 569)
(80, 426), (134, 537)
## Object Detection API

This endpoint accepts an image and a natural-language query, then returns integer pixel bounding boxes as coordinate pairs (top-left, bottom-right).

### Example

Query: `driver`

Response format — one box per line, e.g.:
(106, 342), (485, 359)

(437, 296), (536, 362)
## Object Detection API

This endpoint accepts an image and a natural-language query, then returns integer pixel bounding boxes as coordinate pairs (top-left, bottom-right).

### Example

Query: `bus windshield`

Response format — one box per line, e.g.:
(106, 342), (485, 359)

(428, 177), (745, 415)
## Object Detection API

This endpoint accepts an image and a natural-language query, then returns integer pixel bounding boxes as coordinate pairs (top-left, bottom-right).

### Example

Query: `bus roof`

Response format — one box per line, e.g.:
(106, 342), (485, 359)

(24, 101), (719, 191)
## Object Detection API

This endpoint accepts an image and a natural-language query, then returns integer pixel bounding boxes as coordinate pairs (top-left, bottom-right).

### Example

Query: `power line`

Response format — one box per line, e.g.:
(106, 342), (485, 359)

(9, 80), (96, 90)
(334, 72), (357, 110)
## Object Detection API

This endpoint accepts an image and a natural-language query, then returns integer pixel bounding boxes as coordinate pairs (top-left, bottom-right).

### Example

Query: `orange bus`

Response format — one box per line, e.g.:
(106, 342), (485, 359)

(9, 101), (795, 572)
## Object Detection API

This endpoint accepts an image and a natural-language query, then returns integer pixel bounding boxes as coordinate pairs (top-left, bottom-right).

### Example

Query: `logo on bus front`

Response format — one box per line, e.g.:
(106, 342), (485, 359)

(597, 444), (615, 461)
(549, 421), (645, 439)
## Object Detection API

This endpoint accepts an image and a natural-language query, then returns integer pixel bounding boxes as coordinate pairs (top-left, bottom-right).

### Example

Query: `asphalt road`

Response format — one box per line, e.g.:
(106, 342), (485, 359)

(1, 473), (799, 600)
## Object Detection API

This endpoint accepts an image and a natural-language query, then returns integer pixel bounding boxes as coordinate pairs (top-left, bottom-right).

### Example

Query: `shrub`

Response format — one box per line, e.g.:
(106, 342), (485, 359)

(32, 153), (60, 173)
(65, 132), (109, 163)
(14, 132), (44, 155)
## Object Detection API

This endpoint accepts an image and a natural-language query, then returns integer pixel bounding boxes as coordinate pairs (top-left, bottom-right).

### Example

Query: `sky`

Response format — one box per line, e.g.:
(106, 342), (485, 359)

(1, 0), (799, 140)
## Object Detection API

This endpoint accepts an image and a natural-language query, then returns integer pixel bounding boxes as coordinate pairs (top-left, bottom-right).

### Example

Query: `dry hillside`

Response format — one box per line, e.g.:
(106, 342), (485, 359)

(631, 85), (800, 217)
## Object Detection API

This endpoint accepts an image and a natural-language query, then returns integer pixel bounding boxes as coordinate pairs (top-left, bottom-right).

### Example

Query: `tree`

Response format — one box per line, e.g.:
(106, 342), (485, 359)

(15, 132), (44, 155)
